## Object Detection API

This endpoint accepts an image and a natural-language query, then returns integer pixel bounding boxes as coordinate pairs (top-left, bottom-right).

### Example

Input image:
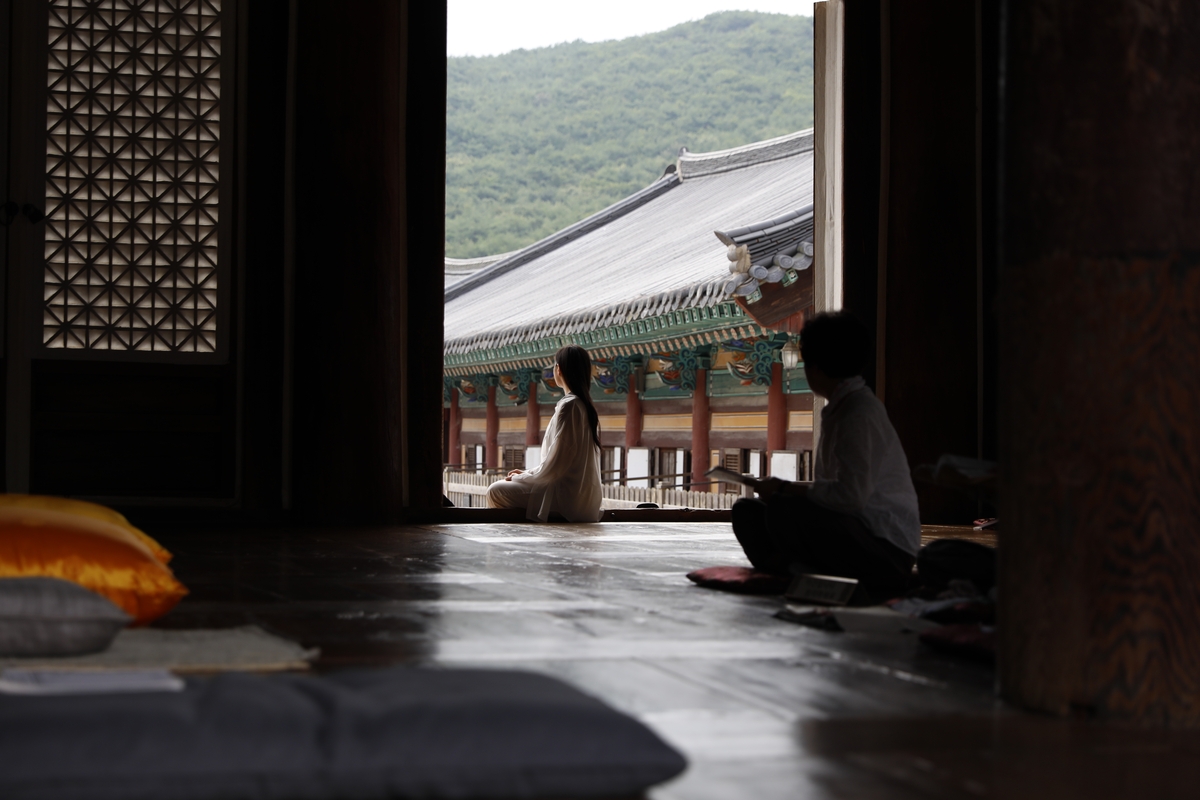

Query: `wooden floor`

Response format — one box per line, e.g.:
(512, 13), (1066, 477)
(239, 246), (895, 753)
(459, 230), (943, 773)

(153, 522), (1200, 800)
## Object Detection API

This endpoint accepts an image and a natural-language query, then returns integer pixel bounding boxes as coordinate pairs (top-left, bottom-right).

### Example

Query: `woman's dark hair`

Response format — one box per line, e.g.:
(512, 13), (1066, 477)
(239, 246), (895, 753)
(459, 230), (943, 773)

(555, 345), (601, 450)
(799, 311), (871, 379)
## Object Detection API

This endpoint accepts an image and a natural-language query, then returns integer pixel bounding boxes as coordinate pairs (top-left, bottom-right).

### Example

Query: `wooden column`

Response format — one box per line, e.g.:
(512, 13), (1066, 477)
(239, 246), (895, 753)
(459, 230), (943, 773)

(766, 362), (787, 454)
(288, 0), (446, 521)
(999, 0), (1200, 725)
(525, 383), (541, 446)
(447, 388), (461, 467)
(624, 375), (642, 450)
(690, 369), (710, 488)
(485, 385), (499, 470)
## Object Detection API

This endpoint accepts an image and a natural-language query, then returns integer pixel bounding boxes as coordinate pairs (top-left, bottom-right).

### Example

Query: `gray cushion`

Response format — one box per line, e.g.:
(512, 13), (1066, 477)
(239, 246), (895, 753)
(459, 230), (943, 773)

(0, 578), (131, 657)
(0, 666), (687, 799)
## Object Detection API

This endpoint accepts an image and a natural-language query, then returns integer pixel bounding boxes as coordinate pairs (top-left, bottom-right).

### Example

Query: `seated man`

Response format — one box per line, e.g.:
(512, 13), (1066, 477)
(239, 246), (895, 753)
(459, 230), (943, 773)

(732, 312), (920, 595)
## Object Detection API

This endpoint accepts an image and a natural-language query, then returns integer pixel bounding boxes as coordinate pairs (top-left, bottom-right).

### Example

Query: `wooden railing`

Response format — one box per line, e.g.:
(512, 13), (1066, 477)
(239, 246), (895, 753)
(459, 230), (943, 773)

(442, 470), (742, 510)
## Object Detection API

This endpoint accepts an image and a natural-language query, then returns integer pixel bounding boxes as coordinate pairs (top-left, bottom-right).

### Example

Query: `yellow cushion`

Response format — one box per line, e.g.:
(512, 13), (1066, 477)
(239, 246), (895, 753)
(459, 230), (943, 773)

(0, 494), (172, 564)
(0, 507), (187, 625)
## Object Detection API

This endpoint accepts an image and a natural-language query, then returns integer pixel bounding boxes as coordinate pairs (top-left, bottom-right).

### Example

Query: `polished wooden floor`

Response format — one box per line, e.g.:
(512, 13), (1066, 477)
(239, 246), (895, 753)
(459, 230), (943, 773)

(153, 522), (1200, 799)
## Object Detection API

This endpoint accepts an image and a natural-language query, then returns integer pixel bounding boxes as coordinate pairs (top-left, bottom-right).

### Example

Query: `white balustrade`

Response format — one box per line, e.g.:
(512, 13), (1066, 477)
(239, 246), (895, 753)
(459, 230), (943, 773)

(442, 470), (740, 510)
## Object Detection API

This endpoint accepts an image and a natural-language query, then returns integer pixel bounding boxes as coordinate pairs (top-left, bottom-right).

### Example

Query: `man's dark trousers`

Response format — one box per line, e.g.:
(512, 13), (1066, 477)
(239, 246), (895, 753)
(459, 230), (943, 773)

(731, 494), (915, 595)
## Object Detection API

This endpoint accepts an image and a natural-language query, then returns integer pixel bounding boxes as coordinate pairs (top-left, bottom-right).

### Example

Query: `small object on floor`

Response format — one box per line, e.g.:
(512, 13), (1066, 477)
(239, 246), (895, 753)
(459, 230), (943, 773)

(918, 623), (996, 662)
(0, 667), (687, 800)
(0, 668), (183, 695)
(784, 573), (858, 606)
(686, 566), (789, 594)
(0, 625), (317, 673)
(775, 605), (842, 631)
(973, 517), (998, 531)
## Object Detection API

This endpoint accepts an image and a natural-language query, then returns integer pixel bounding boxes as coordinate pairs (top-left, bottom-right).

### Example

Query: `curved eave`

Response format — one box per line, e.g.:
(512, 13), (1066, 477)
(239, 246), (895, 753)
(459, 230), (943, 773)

(444, 299), (773, 376)
(715, 205), (815, 265)
(445, 279), (728, 356)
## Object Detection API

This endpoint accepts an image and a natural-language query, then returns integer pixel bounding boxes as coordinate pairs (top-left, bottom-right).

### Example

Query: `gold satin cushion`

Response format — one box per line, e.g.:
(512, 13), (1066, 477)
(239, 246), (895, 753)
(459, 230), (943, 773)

(0, 494), (172, 564)
(0, 507), (187, 625)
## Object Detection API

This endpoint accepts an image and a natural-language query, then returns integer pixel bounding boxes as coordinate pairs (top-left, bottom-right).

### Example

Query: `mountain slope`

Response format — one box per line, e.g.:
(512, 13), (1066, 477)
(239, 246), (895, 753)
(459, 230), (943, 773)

(446, 11), (814, 258)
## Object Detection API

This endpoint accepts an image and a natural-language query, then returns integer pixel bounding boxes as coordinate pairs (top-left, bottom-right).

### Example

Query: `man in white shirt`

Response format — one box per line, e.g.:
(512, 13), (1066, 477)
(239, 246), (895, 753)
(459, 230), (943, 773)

(732, 312), (921, 595)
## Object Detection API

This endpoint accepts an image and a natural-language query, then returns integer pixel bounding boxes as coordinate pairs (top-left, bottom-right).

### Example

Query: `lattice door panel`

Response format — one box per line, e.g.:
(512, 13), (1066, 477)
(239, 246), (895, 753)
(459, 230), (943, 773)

(42, 0), (223, 354)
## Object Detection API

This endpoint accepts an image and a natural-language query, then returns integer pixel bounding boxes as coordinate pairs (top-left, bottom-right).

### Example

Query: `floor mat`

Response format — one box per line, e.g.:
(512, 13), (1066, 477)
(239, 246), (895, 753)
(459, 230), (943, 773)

(0, 625), (317, 672)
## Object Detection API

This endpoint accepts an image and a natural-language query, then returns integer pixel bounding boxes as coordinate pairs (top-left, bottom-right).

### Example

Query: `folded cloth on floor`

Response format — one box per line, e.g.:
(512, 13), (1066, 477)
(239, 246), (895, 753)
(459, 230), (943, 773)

(686, 566), (789, 594)
(0, 625), (317, 673)
(886, 595), (995, 624)
(0, 667), (687, 800)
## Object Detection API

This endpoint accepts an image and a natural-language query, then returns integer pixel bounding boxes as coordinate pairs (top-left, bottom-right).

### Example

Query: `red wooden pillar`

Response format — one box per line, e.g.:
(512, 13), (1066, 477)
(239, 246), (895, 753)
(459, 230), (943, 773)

(690, 368), (709, 488)
(624, 374), (641, 450)
(485, 385), (499, 469)
(767, 362), (787, 454)
(447, 388), (462, 467)
(525, 383), (540, 446)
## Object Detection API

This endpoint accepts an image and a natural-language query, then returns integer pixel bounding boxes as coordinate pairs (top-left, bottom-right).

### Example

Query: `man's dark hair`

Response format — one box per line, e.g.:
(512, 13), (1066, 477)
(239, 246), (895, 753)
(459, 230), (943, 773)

(799, 312), (871, 379)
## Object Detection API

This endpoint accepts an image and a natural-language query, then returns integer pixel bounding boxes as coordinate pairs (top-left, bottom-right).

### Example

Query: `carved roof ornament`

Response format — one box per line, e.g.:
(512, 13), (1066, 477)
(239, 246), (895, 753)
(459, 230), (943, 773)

(715, 233), (813, 302)
(713, 207), (816, 334)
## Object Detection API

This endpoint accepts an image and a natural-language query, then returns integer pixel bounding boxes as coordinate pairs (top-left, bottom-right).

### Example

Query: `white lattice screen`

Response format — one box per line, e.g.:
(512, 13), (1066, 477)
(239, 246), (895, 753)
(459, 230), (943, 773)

(43, 0), (222, 354)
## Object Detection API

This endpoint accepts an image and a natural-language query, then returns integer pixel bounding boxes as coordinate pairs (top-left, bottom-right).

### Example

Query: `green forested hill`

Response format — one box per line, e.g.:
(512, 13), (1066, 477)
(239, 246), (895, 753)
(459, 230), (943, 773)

(446, 11), (814, 258)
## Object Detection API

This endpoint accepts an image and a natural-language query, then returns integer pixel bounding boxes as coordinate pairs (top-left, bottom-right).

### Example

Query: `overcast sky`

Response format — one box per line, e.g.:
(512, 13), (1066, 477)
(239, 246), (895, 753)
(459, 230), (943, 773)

(448, 1), (816, 57)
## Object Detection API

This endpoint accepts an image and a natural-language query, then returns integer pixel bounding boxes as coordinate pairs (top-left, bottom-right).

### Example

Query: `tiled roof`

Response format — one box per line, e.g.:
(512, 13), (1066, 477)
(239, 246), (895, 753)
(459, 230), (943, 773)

(444, 129), (814, 357)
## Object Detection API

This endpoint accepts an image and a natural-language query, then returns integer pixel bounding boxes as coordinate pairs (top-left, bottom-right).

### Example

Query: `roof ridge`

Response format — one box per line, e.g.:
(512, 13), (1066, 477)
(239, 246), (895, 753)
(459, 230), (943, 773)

(444, 174), (681, 302)
(716, 203), (815, 243)
(445, 251), (520, 270)
(677, 128), (814, 180)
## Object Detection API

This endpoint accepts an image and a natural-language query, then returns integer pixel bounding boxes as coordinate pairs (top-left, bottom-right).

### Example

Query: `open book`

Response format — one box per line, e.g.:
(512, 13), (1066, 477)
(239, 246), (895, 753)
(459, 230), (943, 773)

(705, 467), (762, 489)
(705, 468), (814, 494)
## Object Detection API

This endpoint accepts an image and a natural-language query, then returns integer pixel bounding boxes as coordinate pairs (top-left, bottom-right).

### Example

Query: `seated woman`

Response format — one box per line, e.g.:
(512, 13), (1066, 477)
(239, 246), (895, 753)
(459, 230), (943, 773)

(485, 345), (603, 522)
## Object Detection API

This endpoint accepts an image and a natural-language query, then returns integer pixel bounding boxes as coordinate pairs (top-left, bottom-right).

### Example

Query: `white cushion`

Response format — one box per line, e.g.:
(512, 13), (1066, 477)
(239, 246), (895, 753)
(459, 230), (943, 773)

(0, 577), (131, 657)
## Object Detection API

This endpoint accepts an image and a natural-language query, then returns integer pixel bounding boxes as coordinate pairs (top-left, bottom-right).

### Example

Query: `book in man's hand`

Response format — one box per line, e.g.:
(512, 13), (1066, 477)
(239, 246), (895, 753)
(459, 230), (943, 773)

(705, 467), (762, 488)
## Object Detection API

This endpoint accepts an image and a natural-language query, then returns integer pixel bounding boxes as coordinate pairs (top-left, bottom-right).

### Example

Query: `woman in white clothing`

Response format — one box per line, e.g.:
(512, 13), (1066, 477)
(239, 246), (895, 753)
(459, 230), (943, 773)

(485, 345), (603, 522)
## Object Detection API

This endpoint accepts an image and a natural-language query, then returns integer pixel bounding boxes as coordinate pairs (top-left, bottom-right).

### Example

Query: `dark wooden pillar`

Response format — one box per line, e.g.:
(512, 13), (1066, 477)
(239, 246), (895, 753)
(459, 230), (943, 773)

(999, 0), (1200, 725)
(525, 383), (540, 446)
(485, 385), (499, 470)
(289, 0), (445, 522)
(766, 363), (787, 454)
(877, 0), (979, 524)
(624, 376), (642, 450)
(690, 369), (710, 488)
(447, 388), (461, 467)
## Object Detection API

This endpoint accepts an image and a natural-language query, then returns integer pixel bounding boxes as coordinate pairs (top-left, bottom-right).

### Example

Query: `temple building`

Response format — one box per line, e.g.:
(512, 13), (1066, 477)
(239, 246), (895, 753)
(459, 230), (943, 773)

(443, 130), (818, 497)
